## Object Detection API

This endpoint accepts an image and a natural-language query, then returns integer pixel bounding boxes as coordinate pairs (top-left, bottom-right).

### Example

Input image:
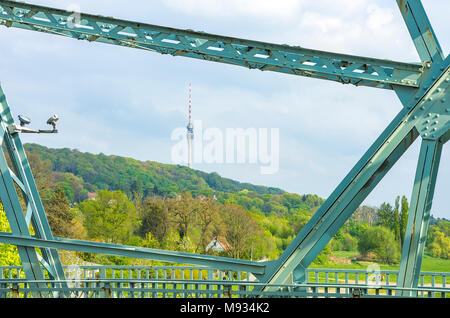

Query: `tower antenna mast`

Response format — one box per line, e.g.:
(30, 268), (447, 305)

(186, 83), (194, 169)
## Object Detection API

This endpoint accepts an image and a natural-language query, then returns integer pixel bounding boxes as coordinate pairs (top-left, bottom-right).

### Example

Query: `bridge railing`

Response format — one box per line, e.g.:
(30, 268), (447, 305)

(306, 268), (448, 286)
(0, 265), (252, 281)
(1, 265), (449, 298)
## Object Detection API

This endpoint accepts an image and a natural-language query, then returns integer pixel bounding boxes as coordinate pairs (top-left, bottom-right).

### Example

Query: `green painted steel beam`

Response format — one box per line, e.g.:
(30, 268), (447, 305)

(397, 0), (444, 64)
(397, 139), (443, 297)
(0, 232), (267, 275)
(0, 0), (423, 90)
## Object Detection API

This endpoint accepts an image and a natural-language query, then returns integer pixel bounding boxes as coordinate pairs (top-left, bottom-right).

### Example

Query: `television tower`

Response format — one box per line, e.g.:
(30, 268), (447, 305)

(186, 83), (194, 168)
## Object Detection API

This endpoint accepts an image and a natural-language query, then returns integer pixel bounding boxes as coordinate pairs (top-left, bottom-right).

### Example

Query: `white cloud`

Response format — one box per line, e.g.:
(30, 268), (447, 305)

(300, 12), (343, 33)
(366, 4), (394, 31)
(162, 0), (303, 20)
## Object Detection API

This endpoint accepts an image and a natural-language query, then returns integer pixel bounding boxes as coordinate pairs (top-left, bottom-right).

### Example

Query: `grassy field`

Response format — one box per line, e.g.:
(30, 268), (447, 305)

(307, 251), (450, 289)
(311, 250), (450, 273)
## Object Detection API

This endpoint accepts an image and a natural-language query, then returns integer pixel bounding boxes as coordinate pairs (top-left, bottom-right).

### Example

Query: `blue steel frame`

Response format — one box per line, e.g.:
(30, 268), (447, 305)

(0, 0), (447, 298)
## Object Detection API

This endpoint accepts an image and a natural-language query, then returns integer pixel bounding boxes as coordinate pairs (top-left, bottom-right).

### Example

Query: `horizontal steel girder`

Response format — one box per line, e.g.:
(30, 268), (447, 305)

(0, 0), (423, 90)
(0, 232), (267, 275)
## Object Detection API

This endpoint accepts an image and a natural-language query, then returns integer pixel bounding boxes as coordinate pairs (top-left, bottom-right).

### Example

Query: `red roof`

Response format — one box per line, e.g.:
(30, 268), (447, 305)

(214, 236), (233, 251)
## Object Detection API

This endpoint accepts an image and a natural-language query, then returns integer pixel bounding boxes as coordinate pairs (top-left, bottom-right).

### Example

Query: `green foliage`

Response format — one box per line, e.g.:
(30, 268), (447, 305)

(45, 188), (75, 238)
(23, 144), (330, 219)
(357, 226), (400, 264)
(0, 143), (442, 269)
(400, 195), (409, 246)
(0, 205), (21, 266)
(24, 144), (283, 200)
(219, 203), (261, 259)
(79, 190), (138, 244)
(139, 196), (169, 242)
(426, 222), (450, 259)
(393, 196), (400, 241)
(141, 232), (160, 249)
(376, 196), (411, 251)
(377, 202), (394, 229)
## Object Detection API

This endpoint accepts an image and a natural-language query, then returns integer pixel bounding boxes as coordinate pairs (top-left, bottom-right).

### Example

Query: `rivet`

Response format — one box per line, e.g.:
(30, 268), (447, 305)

(423, 133), (428, 137)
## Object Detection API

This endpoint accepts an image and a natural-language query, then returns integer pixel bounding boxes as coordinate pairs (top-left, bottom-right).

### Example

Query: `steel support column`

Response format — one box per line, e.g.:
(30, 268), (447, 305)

(397, 139), (443, 296)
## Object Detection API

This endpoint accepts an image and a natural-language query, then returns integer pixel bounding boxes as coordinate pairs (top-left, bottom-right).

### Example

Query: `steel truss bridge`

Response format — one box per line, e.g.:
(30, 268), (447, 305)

(0, 0), (448, 298)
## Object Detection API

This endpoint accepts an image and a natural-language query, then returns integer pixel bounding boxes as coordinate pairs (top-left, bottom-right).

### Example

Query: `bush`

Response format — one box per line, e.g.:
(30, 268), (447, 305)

(358, 226), (400, 264)
(342, 233), (358, 251)
(426, 228), (450, 259)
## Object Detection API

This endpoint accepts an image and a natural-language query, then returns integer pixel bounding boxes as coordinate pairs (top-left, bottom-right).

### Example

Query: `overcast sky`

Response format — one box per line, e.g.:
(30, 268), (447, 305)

(0, 0), (448, 218)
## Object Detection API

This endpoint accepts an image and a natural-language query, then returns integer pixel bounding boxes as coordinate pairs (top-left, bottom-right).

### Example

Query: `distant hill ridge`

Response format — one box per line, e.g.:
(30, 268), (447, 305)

(24, 143), (285, 200)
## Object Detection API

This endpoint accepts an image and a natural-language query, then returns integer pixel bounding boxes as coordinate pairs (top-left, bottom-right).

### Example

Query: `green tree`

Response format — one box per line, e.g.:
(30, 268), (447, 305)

(27, 151), (55, 203)
(167, 192), (198, 239)
(377, 202), (393, 229)
(0, 205), (21, 266)
(393, 196), (400, 242)
(139, 196), (169, 242)
(46, 188), (75, 238)
(196, 197), (220, 253)
(358, 226), (400, 264)
(79, 190), (137, 244)
(141, 232), (160, 249)
(219, 203), (260, 259)
(426, 224), (450, 259)
(400, 195), (409, 247)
